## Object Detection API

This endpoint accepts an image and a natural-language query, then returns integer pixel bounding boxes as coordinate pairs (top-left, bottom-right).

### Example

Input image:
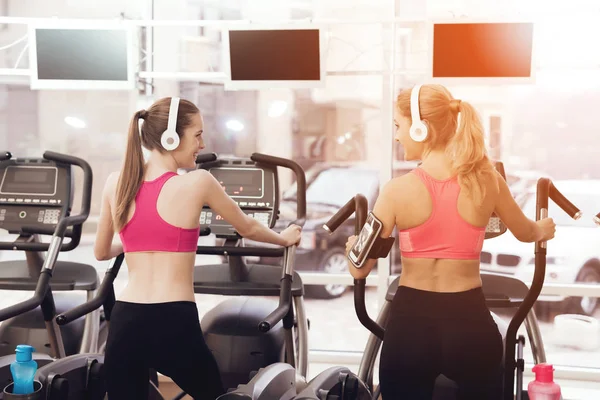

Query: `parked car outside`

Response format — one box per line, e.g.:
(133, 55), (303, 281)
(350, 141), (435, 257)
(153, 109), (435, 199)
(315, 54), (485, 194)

(248, 161), (417, 298)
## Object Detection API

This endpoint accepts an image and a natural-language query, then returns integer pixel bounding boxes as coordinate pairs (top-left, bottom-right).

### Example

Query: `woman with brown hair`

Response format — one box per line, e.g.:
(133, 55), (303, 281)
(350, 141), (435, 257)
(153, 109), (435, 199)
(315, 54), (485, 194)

(93, 97), (302, 399)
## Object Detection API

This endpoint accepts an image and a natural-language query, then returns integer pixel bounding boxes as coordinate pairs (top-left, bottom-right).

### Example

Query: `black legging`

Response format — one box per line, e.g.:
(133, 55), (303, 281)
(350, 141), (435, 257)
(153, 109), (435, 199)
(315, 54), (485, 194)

(104, 300), (225, 400)
(379, 285), (504, 400)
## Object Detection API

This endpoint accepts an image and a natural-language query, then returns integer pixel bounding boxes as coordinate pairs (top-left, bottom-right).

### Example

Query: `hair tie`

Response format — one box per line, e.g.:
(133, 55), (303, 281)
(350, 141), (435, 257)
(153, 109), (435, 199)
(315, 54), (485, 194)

(139, 109), (148, 119)
(450, 99), (461, 113)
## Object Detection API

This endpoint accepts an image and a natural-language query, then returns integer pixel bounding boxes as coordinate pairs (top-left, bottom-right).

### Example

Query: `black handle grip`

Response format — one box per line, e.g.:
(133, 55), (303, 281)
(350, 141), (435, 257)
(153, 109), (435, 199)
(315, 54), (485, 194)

(0, 270), (51, 322)
(199, 227), (211, 237)
(196, 246), (284, 257)
(195, 153), (218, 164)
(354, 279), (384, 340)
(323, 194), (368, 234)
(549, 182), (581, 220)
(251, 153), (306, 220)
(56, 253), (125, 325)
(258, 274), (292, 332)
(0, 152), (11, 161)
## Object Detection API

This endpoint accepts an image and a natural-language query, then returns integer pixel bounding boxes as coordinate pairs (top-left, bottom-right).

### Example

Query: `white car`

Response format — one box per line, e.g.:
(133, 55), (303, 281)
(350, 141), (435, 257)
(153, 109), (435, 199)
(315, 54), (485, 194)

(481, 179), (600, 317)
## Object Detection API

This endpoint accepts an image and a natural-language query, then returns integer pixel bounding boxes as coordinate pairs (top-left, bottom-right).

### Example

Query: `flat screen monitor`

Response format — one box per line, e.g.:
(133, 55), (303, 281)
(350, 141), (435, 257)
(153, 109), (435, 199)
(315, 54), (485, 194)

(0, 166), (57, 196)
(210, 167), (264, 199)
(28, 23), (135, 90)
(428, 21), (535, 84)
(223, 24), (325, 90)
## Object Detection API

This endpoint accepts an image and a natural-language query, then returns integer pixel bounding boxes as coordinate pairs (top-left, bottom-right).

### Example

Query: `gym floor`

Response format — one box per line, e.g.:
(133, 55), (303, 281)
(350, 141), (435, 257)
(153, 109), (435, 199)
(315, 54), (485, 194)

(1, 235), (599, 398)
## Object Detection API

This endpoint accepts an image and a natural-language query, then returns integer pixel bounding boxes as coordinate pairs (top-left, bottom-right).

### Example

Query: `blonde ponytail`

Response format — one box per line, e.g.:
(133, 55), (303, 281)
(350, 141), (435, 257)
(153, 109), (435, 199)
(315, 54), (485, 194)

(446, 101), (495, 206)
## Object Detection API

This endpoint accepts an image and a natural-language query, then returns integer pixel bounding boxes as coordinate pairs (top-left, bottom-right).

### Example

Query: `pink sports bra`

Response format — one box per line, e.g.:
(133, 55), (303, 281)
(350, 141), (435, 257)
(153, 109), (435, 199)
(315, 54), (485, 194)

(398, 168), (486, 260)
(119, 172), (200, 253)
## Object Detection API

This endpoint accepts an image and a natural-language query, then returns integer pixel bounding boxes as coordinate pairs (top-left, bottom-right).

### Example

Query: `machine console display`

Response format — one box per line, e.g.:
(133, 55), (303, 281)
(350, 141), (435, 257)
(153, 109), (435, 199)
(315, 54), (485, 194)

(0, 160), (72, 234)
(200, 162), (278, 238)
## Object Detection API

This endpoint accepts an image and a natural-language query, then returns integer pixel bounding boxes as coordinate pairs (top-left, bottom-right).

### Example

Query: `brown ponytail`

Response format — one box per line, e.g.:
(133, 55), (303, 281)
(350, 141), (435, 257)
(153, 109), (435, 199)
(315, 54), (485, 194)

(114, 110), (145, 231)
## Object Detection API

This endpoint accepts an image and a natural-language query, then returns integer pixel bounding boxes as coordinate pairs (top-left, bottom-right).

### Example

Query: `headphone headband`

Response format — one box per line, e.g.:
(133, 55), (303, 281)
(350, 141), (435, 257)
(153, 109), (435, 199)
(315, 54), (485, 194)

(409, 84), (428, 142)
(161, 97), (181, 151)
(167, 97), (180, 132)
(410, 84), (422, 122)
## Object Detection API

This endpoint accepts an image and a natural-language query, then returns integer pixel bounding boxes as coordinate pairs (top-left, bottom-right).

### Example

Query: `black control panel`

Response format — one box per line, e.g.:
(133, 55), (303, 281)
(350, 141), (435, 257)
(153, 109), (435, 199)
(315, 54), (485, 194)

(0, 158), (72, 235)
(200, 159), (278, 238)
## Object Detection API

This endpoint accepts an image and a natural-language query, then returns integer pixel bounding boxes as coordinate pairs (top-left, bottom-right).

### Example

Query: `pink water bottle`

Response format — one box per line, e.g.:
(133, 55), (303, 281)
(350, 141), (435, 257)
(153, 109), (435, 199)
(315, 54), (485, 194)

(528, 363), (561, 400)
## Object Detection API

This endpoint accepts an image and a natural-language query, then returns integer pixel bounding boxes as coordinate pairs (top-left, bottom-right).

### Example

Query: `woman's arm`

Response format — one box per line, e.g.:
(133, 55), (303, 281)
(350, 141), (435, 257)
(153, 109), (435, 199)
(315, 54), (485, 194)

(94, 172), (123, 261)
(195, 170), (299, 247)
(493, 171), (544, 242)
(345, 178), (399, 280)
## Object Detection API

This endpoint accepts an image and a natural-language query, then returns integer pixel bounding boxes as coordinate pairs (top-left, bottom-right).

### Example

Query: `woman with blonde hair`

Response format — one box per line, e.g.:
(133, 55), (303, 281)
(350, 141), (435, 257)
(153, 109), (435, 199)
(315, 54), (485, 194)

(346, 84), (556, 399)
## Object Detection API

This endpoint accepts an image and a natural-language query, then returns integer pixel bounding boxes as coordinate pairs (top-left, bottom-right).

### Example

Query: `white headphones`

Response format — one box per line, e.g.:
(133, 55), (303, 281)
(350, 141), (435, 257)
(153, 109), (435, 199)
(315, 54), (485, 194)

(160, 97), (181, 151)
(410, 84), (428, 142)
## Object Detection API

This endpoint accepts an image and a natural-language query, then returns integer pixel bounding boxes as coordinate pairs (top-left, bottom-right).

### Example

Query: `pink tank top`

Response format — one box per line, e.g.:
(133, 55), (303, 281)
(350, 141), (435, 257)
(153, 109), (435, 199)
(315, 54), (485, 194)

(398, 168), (485, 260)
(119, 172), (200, 253)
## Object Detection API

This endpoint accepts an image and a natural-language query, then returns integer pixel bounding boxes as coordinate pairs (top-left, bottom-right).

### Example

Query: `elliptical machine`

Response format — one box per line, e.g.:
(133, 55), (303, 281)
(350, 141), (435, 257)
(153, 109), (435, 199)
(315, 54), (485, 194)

(297, 164), (581, 400)
(0, 151), (102, 398)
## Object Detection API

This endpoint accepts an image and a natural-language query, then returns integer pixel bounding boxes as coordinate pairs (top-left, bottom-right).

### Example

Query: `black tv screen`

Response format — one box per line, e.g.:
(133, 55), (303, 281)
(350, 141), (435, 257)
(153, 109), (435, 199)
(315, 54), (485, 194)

(33, 28), (130, 82)
(228, 29), (321, 81)
(432, 22), (534, 78)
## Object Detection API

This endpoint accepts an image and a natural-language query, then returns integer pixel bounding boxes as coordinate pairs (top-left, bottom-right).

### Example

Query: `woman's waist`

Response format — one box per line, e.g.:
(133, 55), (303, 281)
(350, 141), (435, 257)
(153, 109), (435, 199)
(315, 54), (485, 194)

(399, 258), (482, 291)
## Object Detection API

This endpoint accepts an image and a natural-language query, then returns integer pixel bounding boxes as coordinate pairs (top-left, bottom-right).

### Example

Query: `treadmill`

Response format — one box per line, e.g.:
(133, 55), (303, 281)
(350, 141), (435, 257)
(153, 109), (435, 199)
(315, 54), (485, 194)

(298, 166), (581, 400)
(0, 151), (100, 398)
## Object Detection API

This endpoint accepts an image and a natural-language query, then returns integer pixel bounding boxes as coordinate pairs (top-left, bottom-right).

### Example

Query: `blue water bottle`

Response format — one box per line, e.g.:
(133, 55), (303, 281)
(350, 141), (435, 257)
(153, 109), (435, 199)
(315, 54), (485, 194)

(10, 345), (37, 394)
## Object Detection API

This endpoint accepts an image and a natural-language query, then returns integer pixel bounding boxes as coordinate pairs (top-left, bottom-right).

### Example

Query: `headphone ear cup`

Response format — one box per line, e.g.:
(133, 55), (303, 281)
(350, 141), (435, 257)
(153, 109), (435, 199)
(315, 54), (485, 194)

(161, 131), (180, 151)
(410, 120), (428, 142)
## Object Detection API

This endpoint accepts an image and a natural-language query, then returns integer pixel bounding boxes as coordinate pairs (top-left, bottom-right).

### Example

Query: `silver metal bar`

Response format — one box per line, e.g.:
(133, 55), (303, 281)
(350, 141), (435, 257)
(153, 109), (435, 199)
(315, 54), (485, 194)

(524, 311), (547, 364)
(41, 236), (63, 272)
(284, 245), (296, 276)
(516, 339), (524, 400)
(294, 296), (309, 378)
(79, 289), (100, 354)
(45, 320), (66, 359)
(284, 328), (295, 369)
(540, 208), (548, 249)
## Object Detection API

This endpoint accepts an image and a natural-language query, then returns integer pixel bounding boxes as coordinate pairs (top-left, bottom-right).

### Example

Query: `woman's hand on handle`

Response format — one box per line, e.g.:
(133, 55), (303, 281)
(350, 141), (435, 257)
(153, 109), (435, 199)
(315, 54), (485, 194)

(280, 224), (302, 246)
(534, 218), (556, 242)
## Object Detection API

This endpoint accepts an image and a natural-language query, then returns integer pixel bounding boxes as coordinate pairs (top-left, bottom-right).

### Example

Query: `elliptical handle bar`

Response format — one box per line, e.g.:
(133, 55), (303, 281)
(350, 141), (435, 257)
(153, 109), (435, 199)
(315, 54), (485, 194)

(258, 269), (294, 332)
(0, 271), (52, 322)
(0, 152), (93, 321)
(502, 178), (581, 400)
(250, 153), (307, 220)
(195, 152), (218, 164)
(0, 151), (92, 251)
(253, 153), (306, 332)
(0, 151), (11, 161)
(324, 194), (386, 341)
(56, 254), (125, 325)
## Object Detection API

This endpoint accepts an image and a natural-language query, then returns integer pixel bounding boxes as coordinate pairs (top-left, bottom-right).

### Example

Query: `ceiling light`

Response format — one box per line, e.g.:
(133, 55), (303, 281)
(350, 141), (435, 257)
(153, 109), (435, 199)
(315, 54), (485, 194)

(64, 116), (86, 129)
(226, 119), (244, 132)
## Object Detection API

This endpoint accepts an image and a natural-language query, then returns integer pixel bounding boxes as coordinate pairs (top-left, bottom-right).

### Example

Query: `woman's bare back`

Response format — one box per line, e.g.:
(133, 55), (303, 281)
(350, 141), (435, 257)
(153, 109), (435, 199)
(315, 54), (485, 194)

(395, 168), (499, 292)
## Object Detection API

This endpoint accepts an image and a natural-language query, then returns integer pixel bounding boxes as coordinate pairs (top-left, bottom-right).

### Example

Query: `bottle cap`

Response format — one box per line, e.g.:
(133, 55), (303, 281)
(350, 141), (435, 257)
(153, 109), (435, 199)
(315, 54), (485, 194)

(532, 363), (554, 383)
(15, 344), (35, 362)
